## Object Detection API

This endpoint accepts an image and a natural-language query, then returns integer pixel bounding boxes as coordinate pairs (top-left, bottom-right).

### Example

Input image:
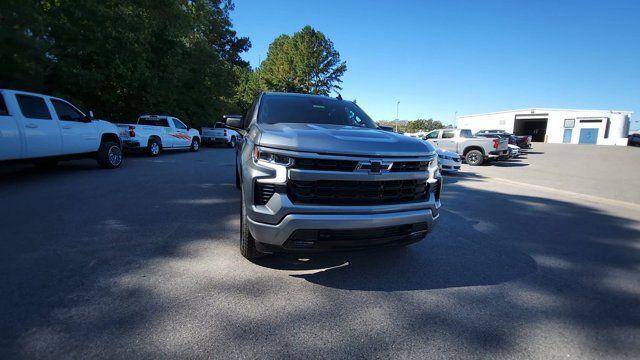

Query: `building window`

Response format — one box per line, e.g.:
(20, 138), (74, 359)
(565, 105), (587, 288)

(564, 119), (575, 128)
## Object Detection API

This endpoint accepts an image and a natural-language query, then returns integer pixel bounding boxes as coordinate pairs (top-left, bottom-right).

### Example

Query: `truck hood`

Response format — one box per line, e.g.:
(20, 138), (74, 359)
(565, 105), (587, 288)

(256, 123), (435, 157)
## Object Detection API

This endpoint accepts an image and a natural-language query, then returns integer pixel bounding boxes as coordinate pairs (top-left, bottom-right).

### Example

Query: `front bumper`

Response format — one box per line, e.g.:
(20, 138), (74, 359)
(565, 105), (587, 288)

(251, 210), (437, 252)
(243, 148), (441, 250)
(439, 158), (461, 172)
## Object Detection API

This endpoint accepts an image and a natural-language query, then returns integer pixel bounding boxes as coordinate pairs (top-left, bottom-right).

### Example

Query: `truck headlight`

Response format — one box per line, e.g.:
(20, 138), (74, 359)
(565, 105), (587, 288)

(253, 146), (294, 167)
(253, 146), (293, 184)
(427, 155), (439, 183)
(428, 157), (438, 171)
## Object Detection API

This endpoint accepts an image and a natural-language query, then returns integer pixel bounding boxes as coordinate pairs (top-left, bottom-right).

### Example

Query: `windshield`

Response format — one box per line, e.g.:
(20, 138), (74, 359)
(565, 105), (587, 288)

(257, 94), (377, 128)
(214, 122), (225, 128)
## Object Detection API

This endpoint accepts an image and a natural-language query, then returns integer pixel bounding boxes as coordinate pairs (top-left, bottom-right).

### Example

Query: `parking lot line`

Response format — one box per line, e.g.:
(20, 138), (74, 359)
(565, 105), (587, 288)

(488, 177), (640, 211)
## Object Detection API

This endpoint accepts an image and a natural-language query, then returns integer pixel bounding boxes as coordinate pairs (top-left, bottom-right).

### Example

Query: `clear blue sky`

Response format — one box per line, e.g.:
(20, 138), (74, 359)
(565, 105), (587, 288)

(231, 0), (639, 129)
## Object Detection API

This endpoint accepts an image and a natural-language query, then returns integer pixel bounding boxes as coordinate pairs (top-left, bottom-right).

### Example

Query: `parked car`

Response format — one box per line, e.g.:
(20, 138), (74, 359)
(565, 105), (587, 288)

(508, 144), (521, 158)
(628, 133), (640, 147)
(377, 125), (394, 132)
(436, 148), (461, 172)
(0, 89), (123, 169)
(201, 119), (239, 147)
(423, 129), (509, 166)
(117, 115), (200, 156)
(476, 130), (532, 149)
(225, 92), (442, 260)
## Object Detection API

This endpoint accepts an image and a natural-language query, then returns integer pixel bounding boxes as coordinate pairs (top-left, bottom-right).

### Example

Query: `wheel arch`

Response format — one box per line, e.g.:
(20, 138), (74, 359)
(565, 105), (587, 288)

(101, 133), (121, 146)
(148, 135), (162, 146)
(463, 146), (484, 156)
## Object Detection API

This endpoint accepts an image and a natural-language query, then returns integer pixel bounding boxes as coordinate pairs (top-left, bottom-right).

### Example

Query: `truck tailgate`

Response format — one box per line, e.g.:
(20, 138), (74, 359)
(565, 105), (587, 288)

(117, 124), (136, 140)
(202, 128), (226, 137)
(497, 138), (509, 151)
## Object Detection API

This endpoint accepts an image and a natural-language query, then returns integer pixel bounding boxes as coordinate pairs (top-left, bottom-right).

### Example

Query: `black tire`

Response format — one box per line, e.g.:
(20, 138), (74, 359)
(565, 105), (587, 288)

(229, 136), (236, 148)
(240, 189), (264, 260)
(147, 138), (161, 157)
(33, 159), (58, 169)
(96, 141), (123, 169)
(465, 150), (484, 166)
(190, 138), (200, 152)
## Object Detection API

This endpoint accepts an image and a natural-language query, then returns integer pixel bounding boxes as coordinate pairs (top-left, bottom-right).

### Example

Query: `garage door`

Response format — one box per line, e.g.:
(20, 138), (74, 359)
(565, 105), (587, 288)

(578, 128), (598, 144)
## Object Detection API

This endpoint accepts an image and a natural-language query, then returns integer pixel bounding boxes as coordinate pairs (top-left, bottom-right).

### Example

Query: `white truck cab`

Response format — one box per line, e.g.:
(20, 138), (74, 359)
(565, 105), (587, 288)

(117, 115), (201, 156)
(0, 89), (123, 168)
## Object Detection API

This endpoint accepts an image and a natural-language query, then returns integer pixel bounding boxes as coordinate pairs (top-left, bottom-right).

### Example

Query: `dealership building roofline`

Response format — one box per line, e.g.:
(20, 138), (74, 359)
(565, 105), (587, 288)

(459, 108), (633, 118)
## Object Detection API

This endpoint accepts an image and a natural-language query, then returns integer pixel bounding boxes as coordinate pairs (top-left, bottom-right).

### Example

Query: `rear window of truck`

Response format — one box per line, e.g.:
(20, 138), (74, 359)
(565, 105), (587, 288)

(459, 130), (473, 138)
(138, 118), (169, 127)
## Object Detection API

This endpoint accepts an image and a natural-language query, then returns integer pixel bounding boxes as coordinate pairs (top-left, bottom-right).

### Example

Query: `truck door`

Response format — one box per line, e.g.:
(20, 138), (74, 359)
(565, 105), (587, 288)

(0, 92), (23, 160)
(50, 98), (98, 155)
(171, 118), (191, 147)
(438, 130), (457, 152)
(15, 94), (62, 158)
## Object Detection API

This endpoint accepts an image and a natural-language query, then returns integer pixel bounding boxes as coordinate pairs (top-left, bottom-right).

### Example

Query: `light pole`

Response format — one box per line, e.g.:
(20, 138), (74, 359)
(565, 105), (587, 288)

(395, 101), (400, 132)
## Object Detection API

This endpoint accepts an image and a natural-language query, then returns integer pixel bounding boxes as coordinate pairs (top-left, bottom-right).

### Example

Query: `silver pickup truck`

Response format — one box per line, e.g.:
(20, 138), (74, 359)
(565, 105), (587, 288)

(423, 129), (508, 166)
(225, 92), (442, 260)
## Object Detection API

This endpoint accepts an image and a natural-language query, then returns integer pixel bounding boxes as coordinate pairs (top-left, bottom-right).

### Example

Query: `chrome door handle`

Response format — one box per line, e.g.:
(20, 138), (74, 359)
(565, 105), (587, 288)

(62, 125), (72, 129)
(25, 123), (38, 128)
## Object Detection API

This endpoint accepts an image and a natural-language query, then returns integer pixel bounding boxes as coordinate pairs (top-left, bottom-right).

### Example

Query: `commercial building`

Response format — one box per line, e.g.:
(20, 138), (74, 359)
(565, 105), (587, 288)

(457, 108), (632, 145)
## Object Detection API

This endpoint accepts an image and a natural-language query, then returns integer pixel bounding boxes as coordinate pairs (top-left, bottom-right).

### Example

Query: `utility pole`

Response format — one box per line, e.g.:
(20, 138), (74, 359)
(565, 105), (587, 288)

(395, 101), (400, 132)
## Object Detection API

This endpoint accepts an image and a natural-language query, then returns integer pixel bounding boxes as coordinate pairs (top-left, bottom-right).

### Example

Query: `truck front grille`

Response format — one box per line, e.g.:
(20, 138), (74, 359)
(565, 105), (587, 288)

(390, 161), (428, 172)
(288, 179), (429, 205)
(294, 158), (357, 172)
(292, 158), (428, 173)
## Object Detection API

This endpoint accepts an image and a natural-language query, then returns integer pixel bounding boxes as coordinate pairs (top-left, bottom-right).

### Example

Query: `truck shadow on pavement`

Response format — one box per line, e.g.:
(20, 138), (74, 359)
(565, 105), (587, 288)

(260, 236), (537, 292)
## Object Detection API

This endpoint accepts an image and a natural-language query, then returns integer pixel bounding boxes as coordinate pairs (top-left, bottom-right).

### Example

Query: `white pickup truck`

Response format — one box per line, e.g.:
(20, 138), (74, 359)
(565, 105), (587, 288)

(117, 115), (201, 156)
(0, 89), (123, 169)
(201, 118), (239, 147)
(424, 128), (509, 166)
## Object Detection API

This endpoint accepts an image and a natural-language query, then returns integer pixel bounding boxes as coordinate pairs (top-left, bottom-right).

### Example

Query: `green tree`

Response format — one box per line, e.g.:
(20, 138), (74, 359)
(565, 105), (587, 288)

(0, 0), (50, 91)
(0, 0), (250, 129)
(405, 118), (446, 133)
(259, 26), (346, 95)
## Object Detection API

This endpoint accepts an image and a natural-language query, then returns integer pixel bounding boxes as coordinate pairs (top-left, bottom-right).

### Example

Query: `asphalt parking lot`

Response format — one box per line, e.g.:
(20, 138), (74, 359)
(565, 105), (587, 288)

(1, 146), (639, 359)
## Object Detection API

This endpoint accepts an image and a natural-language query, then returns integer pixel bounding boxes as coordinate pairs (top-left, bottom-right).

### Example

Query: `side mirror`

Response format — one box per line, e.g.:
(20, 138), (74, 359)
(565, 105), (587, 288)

(223, 114), (243, 129)
(83, 111), (94, 123)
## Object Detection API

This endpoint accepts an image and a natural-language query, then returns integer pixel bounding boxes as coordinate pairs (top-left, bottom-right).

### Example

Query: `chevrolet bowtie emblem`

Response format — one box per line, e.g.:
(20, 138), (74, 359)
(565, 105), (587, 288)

(356, 160), (393, 174)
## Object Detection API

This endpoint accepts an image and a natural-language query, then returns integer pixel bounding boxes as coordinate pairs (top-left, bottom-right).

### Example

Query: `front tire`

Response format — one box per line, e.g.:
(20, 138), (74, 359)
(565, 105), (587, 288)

(97, 142), (123, 169)
(240, 189), (264, 260)
(229, 136), (236, 148)
(465, 150), (484, 166)
(190, 138), (200, 152)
